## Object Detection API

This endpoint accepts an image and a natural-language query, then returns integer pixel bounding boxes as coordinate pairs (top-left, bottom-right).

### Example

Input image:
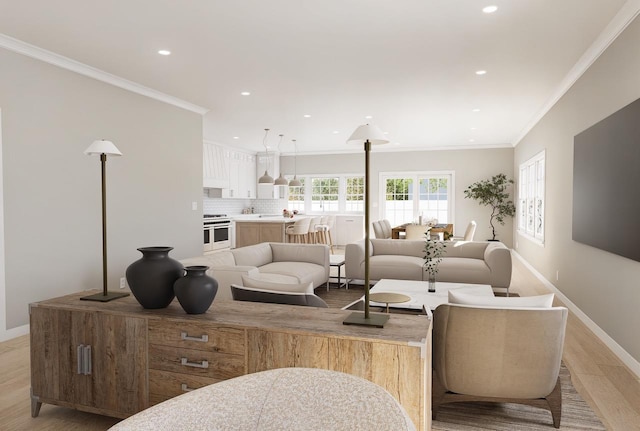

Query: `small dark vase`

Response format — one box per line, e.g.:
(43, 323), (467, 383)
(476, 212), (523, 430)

(173, 266), (218, 314)
(126, 246), (184, 309)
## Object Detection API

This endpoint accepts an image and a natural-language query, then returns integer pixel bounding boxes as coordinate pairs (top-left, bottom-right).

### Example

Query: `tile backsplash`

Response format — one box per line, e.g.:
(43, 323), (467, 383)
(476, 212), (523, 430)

(203, 191), (287, 215)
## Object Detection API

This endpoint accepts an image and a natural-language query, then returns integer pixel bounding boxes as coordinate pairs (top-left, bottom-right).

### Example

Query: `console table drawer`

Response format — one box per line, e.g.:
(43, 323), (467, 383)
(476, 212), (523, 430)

(149, 344), (245, 379)
(149, 369), (218, 405)
(148, 320), (245, 355)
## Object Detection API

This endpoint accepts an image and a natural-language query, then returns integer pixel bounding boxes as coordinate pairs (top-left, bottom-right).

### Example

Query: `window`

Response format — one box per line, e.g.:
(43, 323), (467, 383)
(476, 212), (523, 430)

(311, 177), (339, 212)
(381, 172), (453, 227)
(518, 151), (545, 243)
(286, 175), (364, 213)
(287, 177), (305, 212)
(345, 176), (364, 212)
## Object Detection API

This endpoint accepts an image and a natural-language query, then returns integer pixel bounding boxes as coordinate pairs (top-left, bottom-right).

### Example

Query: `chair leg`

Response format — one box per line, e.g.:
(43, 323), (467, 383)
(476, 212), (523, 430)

(545, 377), (562, 428)
(328, 230), (334, 254)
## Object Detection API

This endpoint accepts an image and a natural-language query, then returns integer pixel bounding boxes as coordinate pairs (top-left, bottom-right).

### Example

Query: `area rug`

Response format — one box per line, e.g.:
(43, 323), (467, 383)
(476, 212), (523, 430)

(318, 284), (606, 431)
(432, 365), (605, 430)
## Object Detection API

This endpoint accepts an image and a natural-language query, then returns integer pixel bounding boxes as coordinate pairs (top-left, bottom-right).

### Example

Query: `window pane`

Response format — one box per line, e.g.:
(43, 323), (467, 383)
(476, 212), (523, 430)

(384, 178), (413, 226)
(287, 177), (305, 212)
(345, 176), (364, 212)
(418, 177), (449, 223)
(311, 177), (339, 212)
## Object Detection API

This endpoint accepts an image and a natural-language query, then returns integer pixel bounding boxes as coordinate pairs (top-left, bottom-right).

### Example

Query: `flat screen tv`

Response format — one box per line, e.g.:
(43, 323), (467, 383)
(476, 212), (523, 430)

(572, 97), (640, 262)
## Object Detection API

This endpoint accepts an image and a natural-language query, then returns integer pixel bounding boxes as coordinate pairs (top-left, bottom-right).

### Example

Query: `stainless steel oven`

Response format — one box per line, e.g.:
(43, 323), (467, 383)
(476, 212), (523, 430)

(204, 214), (231, 252)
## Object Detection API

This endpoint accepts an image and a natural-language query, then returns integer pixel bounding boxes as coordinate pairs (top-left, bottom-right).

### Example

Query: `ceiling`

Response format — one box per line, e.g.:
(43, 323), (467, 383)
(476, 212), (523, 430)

(0, 0), (634, 154)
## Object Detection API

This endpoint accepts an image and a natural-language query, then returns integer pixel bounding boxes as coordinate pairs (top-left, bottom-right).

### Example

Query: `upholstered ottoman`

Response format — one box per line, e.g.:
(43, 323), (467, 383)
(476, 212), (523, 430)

(109, 367), (416, 431)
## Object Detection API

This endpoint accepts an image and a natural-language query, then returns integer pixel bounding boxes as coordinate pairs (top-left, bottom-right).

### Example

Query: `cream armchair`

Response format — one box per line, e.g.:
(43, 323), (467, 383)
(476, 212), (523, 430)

(432, 302), (568, 428)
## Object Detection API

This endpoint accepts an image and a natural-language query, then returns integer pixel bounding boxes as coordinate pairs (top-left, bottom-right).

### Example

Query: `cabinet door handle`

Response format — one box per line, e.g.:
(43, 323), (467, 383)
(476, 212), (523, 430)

(181, 332), (209, 343)
(181, 357), (209, 369)
(181, 383), (195, 392)
(76, 344), (92, 375)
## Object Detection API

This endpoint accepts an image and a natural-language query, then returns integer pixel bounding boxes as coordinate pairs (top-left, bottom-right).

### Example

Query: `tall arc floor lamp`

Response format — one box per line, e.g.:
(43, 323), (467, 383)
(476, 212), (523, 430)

(343, 124), (389, 327)
(80, 139), (130, 302)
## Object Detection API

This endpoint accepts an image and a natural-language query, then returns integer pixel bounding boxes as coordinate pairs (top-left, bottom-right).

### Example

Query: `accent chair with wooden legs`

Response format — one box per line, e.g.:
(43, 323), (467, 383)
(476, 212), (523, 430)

(432, 301), (568, 428)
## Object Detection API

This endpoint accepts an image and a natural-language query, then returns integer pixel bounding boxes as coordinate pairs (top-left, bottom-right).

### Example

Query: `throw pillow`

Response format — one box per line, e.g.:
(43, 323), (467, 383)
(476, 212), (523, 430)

(448, 291), (555, 308)
(241, 274), (314, 294)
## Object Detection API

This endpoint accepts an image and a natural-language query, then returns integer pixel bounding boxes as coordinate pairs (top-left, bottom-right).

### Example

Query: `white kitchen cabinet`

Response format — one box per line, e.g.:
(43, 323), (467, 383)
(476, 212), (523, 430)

(224, 150), (256, 199)
(334, 215), (364, 246)
(203, 142), (229, 189)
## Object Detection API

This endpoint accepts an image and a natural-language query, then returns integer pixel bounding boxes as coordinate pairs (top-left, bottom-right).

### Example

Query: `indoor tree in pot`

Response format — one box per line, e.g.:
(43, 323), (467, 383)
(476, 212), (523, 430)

(423, 230), (446, 292)
(464, 173), (516, 241)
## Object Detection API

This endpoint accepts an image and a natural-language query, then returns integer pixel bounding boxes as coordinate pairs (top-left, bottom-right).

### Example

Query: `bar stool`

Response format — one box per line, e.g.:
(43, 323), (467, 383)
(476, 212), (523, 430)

(285, 217), (311, 243)
(307, 216), (323, 243)
(316, 215), (335, 253)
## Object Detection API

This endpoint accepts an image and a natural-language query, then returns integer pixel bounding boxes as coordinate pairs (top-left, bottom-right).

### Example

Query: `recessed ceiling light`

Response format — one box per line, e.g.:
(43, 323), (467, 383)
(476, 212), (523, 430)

(475, 70), (487, 75)
(240, 91), (250, 96)
(158, 50), (171, 56)
(365, 115), (373, 119)
(470, 127), (477, 130)
(472, 108), (481, 112)
(469, 139), (476, 142)
(394, 142), (401, 145)
(332, 130), (340, 134)
(482, 5), (498, 14)
(383, 132), (389, 135)
(303, 114), (311, 118)
(233, 136), (239, 140)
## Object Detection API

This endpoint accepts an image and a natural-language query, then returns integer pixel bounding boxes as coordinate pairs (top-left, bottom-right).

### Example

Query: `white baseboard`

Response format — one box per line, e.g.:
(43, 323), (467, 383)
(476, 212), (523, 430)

(513, 251), (640, 379)
(0, 323), (29, 343)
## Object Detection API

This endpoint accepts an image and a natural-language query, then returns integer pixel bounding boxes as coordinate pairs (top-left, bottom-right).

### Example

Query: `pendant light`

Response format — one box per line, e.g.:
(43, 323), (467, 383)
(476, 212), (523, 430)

(289, 139), (302, 187)
(274, 134), (289, 186)
(258, 128), (274, 184)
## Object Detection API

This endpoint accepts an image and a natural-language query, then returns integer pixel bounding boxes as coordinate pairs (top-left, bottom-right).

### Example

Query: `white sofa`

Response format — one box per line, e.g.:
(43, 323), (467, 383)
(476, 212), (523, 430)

(345, 239), (512, 290)
(181, 242), (330, 301)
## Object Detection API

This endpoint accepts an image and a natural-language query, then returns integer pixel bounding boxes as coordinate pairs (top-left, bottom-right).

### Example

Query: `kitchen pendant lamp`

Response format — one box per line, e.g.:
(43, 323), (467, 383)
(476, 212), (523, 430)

(274, 134), (289, 186)
(343, 124), (389, 327)
(288, 139), (302, 187)
(258, 128), (275, 184)
(81, 139), (130, 302)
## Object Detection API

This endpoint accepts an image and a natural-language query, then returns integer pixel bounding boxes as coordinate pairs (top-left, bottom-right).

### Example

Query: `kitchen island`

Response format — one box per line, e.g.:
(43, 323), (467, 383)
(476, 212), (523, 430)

(234, 217), (297, 248)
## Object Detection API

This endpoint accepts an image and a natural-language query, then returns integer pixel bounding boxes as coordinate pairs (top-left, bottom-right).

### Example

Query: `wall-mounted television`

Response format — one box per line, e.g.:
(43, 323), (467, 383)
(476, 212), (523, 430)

(572, 97), (640, 262)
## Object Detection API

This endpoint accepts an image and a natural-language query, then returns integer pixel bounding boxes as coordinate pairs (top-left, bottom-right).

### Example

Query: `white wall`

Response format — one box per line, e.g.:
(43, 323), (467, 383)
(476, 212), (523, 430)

(514, 16), (640, 364)
(280, 147), (515, 246)
(0, 48), (204, 331)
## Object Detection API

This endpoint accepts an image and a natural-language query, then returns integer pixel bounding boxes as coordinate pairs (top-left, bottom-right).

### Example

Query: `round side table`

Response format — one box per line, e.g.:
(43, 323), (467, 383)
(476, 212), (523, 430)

(369, 292), (411, 313)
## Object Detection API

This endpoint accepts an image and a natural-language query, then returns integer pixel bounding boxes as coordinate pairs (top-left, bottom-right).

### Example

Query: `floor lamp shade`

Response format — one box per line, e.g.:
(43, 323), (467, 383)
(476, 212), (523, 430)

(343, 124), (389, 327)
(80, 139), (129, 302)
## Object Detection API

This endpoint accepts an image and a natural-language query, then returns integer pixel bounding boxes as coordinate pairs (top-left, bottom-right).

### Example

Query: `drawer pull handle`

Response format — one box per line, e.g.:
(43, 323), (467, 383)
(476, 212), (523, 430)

(181, 357), (209, 369)
(181, 332), (209, 343)
(181, 383), (195, 392)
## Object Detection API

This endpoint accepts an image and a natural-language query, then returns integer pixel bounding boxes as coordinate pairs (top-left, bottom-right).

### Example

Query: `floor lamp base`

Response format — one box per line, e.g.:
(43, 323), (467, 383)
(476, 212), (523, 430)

(80, 291), (130, 302)
(343, 312), (390, 328)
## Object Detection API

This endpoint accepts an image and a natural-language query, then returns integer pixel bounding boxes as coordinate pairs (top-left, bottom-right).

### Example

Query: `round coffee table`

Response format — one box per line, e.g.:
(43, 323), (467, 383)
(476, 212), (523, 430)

(369, 292), (411, 313)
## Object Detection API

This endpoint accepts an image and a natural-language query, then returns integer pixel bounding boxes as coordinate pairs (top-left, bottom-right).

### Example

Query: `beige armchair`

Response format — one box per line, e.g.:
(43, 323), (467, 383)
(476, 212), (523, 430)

(432, 302), (568, 428)
(404, 224), (429, 240)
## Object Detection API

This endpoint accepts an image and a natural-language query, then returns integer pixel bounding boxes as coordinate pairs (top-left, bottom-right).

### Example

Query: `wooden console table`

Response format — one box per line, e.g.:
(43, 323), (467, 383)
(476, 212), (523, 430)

(30, 291), (432, 430)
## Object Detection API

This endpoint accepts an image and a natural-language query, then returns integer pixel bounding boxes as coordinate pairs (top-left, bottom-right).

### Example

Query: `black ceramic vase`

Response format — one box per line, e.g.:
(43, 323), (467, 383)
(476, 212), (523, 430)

(125, 246), (184, 309)
(173, 266), (218, 314)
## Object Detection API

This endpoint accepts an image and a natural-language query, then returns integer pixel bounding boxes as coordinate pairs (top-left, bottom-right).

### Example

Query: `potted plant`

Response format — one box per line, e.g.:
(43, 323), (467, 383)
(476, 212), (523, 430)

(464, 173), (516, 241)
(423, 230), (446, 292)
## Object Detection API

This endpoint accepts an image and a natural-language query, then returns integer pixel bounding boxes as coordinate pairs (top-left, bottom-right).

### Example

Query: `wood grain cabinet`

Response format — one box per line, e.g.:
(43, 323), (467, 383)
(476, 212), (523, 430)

(30, 306), (147, 419)
(147, 319), (246, 404)
(29, 293), (431, 430)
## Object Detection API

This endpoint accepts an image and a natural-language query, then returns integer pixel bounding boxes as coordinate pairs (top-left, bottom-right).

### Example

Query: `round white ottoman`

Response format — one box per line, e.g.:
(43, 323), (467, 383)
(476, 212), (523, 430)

(109, 367), (417, 431)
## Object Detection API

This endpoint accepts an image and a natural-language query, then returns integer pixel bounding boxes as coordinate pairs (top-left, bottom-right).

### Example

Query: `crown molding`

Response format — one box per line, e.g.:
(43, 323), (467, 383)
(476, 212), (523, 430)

(514, 1), (640, 146)
(0, 33), (209, 115)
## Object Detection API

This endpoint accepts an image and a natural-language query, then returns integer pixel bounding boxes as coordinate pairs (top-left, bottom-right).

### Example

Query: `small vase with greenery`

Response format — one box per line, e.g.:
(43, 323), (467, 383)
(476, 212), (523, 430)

(423, 231), (446, 292)
(464, 173), (516, 241)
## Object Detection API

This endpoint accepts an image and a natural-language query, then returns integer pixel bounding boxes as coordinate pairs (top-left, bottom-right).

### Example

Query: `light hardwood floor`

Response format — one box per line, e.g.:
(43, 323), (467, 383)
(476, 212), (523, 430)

(1, 257), (639, 430)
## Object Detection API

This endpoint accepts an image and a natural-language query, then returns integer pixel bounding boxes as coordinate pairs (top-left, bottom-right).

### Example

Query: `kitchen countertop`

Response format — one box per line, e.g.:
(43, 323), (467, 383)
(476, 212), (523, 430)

(234, 215), (303, 223)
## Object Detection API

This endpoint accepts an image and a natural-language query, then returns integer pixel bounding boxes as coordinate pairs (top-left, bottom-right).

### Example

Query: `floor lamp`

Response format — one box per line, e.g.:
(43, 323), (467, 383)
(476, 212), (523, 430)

(343, 124), (389, 327)
(80, 139), (130, 302)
